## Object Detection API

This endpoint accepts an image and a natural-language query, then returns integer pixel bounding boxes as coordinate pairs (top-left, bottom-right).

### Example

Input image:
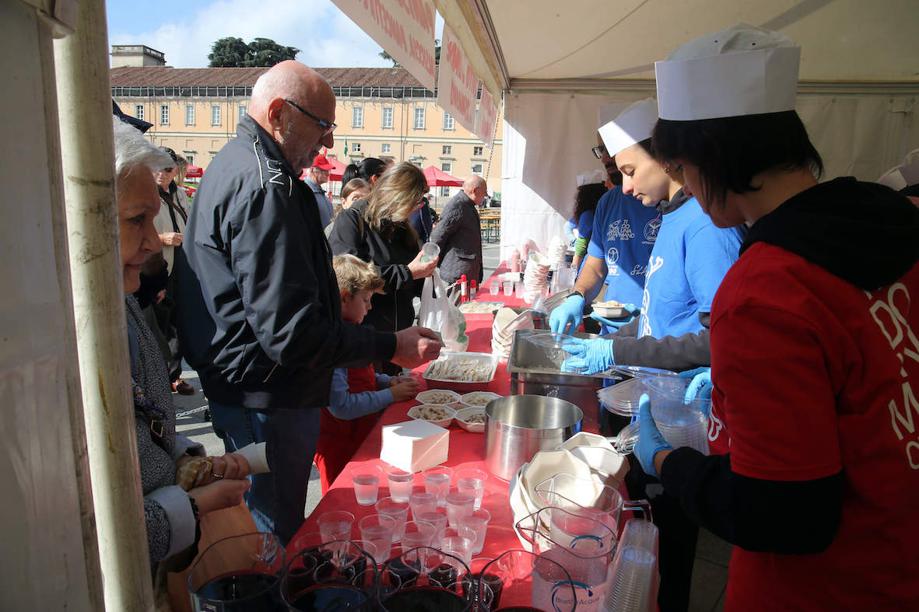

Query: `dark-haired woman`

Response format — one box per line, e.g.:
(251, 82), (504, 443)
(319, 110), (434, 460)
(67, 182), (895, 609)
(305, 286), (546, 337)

(637, 25), (919, 610)
(341, 156), (387, 187)
(569, 180), (605, 271)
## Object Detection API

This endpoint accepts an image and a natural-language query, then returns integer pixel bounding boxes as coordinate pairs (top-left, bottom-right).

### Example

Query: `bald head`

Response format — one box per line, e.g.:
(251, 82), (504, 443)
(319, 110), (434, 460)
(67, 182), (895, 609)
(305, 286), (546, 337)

(463, 175), (487, 205)
(248, 61), (336, 170)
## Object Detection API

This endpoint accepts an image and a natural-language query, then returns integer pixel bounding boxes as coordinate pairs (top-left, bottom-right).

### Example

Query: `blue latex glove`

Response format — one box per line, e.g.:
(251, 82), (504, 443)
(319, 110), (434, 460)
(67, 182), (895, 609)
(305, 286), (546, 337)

(635, 393), (673, 479)
(679, 367), (713, 417)
(549, 293), (585, 334)
(560, 337), (615, 375)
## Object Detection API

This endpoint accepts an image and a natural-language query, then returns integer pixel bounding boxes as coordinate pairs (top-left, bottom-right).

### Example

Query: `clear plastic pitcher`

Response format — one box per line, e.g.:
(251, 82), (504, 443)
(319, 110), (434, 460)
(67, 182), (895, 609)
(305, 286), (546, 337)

(516, 507), (618, 612)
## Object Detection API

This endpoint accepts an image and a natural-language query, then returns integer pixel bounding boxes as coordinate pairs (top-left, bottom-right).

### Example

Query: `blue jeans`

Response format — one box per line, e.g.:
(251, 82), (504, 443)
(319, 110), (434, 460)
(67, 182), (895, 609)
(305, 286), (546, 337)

(209, 401), (320, 545)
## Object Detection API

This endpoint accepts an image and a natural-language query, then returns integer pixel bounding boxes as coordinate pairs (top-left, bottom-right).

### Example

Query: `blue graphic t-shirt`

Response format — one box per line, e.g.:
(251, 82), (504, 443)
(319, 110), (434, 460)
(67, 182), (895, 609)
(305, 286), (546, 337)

(638, 198), (743, 339)
(587, 187), (659, 306)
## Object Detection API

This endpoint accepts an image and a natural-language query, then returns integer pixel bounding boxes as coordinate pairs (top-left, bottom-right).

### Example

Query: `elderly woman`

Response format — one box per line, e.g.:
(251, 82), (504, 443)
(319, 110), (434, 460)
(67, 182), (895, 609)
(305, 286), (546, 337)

(112, 118), (265, 579)
(328, 162), (437, 372)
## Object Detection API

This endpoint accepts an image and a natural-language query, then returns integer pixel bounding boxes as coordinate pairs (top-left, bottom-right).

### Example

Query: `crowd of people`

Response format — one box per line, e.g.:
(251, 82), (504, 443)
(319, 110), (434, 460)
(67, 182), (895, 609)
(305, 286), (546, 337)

(106, 21), (919, 611)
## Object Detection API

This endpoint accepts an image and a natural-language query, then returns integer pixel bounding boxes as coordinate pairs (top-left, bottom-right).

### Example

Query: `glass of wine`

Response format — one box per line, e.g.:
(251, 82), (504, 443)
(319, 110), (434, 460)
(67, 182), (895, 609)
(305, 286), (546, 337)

(380, 546), (473, 611)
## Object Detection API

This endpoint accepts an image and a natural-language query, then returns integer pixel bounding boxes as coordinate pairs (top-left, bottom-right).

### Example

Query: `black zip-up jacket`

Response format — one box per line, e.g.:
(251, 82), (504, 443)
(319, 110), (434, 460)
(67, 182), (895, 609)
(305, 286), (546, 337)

(328, 199), (423, 333)
(175, 116), (396, 410)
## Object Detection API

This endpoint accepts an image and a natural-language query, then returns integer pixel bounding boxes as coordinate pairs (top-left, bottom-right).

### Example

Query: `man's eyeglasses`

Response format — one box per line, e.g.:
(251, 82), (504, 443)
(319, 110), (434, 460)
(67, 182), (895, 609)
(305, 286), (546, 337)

(284, 99), (337, 135)
(591, 144), (608, 160)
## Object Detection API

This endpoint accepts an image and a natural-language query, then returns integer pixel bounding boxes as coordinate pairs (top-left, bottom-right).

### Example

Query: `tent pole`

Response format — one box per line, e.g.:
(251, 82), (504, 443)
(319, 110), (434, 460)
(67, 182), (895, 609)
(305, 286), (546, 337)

(54, 0), (155, 609)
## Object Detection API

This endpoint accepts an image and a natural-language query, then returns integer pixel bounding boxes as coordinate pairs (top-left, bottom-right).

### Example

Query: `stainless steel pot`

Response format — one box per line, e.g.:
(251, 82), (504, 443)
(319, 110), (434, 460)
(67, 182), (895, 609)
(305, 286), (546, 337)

(484, 395), (583, 480)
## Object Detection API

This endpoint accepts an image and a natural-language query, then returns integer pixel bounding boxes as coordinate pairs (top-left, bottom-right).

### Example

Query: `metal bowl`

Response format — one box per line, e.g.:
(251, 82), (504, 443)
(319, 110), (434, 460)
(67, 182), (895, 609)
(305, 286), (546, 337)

(484, 395), (583, 480)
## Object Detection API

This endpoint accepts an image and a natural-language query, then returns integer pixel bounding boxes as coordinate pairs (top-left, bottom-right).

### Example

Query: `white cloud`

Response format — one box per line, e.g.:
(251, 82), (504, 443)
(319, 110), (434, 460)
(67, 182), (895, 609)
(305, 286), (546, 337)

(109, 0), (392, 68)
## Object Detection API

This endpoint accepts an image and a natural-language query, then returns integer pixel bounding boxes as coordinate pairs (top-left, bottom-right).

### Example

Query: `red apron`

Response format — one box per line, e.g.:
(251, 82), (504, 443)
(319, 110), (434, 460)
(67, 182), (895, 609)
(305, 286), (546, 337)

(314, 365), (382, 494)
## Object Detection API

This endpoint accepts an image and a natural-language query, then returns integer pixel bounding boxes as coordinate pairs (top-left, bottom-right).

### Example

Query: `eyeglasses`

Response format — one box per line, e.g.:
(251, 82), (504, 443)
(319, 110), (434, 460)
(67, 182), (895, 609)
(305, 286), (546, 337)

(591, 144), (608, 160)
(284, 99), (336, 135)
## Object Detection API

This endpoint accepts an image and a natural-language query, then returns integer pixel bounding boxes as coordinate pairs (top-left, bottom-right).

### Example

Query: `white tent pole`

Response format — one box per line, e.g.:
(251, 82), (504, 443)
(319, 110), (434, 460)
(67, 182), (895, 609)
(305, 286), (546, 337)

(54, 0), (155, 609)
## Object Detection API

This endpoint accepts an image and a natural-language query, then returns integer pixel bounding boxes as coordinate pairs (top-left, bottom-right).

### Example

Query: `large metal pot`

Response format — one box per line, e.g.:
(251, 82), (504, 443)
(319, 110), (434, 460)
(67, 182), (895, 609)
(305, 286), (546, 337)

(484, 395), (583, 480)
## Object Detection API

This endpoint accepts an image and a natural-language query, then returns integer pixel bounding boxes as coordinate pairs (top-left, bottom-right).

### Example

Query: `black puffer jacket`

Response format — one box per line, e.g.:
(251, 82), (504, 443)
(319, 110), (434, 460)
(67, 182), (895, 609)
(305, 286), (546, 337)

(328, 200), (423, 333)
(176, 116), (396, 410)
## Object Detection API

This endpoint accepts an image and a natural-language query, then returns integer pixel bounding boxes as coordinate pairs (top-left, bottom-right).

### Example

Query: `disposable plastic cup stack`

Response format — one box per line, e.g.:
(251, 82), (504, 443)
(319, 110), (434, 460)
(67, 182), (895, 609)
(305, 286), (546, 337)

(605, 519), (660, 612)
(642, 376), (710, 454)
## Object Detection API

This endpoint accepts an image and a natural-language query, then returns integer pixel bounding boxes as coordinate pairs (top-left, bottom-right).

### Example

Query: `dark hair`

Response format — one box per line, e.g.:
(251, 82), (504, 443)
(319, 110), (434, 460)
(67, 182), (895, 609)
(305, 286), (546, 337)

(341, 157), (388, 187)
(574, 183), (607, 221)
(652, 111), (823, 207)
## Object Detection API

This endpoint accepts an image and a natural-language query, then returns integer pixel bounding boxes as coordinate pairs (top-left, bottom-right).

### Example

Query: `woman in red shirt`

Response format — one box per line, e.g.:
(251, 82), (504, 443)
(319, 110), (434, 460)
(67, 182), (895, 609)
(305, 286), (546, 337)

(636, 25), (919, 610)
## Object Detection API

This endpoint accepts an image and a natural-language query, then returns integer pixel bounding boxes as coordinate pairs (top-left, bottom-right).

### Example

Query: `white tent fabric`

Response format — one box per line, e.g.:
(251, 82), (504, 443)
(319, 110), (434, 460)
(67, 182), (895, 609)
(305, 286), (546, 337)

(501, 89), (919, 254)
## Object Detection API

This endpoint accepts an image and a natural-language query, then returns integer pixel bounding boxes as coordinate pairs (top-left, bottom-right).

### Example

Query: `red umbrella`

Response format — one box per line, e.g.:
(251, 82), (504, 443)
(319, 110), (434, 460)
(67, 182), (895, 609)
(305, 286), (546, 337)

(423, 165), (463, 187)
(185, 164), (203, 178)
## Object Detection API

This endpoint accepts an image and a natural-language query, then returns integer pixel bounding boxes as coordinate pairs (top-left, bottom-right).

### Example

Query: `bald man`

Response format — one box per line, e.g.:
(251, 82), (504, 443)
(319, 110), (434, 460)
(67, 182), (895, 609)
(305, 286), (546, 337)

(430, 175), (487, 284)
(176, 61), (441, 543)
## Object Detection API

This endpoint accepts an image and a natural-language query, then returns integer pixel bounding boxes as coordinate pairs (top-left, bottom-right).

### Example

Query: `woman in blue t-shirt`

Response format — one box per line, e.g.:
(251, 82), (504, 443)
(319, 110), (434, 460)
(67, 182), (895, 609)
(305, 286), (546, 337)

(564, 98), (742, 373)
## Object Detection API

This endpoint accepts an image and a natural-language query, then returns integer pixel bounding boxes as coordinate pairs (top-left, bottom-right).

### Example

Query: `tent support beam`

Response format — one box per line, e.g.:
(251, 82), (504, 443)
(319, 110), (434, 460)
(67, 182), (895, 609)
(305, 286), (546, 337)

(54, 0), (155, 609)
(509, 78), (919, 96)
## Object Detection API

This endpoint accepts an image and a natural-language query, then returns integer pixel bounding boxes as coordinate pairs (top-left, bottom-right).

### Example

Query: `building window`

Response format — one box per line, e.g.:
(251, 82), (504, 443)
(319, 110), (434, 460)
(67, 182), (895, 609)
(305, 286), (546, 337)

(441, 162), (452, 173)
(472, 163), (483, 175)
(352, 106), (364, 128)
(352, 142), (362, 153)
(442, 145), (452, 155)
(381, 143), (391, 154)
(160, 104), (169, 125)
(440, 186), (451, 197)
(382, 106), (393, 129)
(238, 104), (247, 121)
(184, 154), (195, 165)
(135, 105), (144, 121)
(211, 104), (222, 126)
(413, 107), (425, 130)
(473, 146), (484, 156)
(185, 104), (195, 125)
(443, 112), (454, 130)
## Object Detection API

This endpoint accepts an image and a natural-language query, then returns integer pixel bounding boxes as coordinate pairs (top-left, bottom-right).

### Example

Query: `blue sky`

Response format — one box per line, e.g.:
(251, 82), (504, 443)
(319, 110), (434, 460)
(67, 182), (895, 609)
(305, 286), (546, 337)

(106, 0), (393, 68)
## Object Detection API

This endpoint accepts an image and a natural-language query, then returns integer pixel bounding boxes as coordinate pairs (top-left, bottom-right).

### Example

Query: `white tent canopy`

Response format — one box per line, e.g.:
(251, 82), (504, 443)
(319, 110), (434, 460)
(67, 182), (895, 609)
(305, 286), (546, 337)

(434, 0), (919, 254)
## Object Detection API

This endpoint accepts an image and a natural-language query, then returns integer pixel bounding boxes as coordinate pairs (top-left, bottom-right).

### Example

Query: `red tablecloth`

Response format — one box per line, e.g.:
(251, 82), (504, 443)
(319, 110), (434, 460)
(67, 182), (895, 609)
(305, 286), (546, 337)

(289, 268), (599, 558)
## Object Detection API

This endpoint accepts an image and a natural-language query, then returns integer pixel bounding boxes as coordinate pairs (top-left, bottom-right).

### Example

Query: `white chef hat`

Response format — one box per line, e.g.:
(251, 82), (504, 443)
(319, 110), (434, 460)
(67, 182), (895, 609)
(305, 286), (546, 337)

(598, 98), (658, 158)
(576, 169), (607, 186)
(878, 148), (919, 191)
(655, 24), (801, 121)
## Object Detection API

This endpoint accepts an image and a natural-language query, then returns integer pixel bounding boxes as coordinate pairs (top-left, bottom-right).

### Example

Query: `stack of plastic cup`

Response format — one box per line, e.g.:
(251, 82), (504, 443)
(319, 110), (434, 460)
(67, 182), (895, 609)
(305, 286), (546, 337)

(642, 375), (710, 454)
(605, 519), (661, 611)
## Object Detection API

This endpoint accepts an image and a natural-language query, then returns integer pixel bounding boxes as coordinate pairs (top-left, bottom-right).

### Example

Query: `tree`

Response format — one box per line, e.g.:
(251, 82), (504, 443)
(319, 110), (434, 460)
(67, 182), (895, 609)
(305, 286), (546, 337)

(208, 37), (249, 67)
(208, 37), (300, 68)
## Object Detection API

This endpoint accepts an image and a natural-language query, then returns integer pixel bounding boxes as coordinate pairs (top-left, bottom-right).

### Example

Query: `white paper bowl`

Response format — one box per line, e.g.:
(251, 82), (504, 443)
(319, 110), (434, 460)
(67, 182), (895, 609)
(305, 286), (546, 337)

(408, 404), (456, 428)
(454, 407), (487, 433)
(415, 389), (462, 405)
(460, 391), (502, 408)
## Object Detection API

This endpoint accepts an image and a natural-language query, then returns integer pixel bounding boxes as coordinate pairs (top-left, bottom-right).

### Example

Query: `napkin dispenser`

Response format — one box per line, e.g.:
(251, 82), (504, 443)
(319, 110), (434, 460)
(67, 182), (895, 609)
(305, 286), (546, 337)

(381, 419), (450, 473)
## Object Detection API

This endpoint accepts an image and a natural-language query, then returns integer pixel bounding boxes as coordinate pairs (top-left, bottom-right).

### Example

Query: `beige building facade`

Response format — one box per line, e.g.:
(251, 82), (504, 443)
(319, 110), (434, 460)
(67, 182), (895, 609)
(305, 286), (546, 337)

(111, 63), (503, 202)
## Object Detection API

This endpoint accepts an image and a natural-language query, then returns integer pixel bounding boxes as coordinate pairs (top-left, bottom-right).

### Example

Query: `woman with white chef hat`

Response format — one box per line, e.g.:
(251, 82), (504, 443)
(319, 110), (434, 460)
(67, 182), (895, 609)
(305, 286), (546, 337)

(636, 24), (919, 610)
